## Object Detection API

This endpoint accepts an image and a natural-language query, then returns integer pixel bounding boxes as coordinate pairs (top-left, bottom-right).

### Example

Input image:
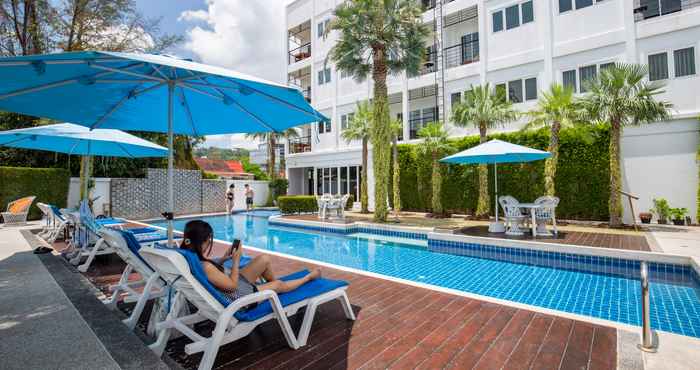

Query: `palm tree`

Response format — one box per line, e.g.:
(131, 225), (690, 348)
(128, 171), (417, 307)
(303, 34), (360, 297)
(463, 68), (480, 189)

(245, 128), (299, 179)
(452, 84), (519, 217)
(390, 118), (403, 218)
(342, 101), (372, 213)
(329, 0), (429, 222)
(525, 84), (581, 196)
(579, 63), (671, 227)
(417, 122), (452, 215)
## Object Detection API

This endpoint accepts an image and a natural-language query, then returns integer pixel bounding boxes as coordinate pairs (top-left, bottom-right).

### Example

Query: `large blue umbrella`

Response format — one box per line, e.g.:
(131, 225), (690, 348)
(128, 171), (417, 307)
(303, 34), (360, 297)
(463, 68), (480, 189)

(0, 51), (326, 244)
(0, 122), (167, 198)
(441, 139), (550, 232)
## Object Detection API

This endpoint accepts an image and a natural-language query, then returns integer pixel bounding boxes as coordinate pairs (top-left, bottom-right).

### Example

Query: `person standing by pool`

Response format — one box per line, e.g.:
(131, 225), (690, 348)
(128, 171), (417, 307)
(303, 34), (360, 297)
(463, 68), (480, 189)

(244, 184), (254, 211)
(225, 184), (235, 214)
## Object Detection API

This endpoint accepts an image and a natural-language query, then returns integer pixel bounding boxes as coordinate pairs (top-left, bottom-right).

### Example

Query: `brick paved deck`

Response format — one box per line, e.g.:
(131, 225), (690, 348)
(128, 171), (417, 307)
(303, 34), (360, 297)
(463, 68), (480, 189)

(61, 236), (618, 370)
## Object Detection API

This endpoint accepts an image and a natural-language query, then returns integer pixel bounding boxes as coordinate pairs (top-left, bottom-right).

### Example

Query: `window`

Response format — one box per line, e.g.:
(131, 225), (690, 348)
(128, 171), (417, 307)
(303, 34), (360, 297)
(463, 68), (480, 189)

(409, 110), (421, 139)
(508, 79), (523, 103)
(422, 107), (437, 125)
(525, 77), (538, 101)
(317, 22), (324, 39)
(575, 0), (593, 9)
(396, 113), (404, 141)
(324, 68), (331, 83)
(600, 62), (615, 71)
(317, 67), (331, 85)
(318, 118), (331, 134)
(559, 0), (573, 12)
(495, 83), (507, 100)
(648, 52), (669, 81)
(317, 70), (325, 85)
(521, 1), (534, 24)
(563, 70), (577, 91)
(340, 69), (351, 79)
(505, 5), (520, 29)
(579, 65), (597, 93)
(492, 11), (504, 32)
(451, 92), (462, 110)
(341, 113), (354, 130)
(674, 47), (696, 77)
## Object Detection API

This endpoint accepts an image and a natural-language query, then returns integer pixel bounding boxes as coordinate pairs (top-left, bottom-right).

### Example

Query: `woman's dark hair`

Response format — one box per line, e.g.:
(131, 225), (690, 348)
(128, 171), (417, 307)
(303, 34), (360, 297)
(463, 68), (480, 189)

(180, 220), (223, 272)
(229, 184), (235, 189)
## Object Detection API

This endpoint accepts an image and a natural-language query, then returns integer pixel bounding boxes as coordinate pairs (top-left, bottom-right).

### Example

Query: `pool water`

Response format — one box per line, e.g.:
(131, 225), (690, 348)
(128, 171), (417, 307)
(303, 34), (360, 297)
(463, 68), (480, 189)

(151, 213), (700, 338)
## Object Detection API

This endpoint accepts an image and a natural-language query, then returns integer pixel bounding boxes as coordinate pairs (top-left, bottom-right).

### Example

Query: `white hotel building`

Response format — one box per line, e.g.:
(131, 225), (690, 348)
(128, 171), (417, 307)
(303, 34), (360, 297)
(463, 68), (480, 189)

(283, 0), (700, 222)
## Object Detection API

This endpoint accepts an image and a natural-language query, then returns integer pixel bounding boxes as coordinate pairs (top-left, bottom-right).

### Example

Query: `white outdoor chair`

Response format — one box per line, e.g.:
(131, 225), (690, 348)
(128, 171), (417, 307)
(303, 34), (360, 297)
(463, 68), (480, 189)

(533, 196), (560, 236)
(316, 196), (327, 219)
(42, 205), (70, 245)
(498, 196), (526, 236)
(1, 196), (35, 226)
(36, 202), (53, 238)
(139, 247), (355, 370)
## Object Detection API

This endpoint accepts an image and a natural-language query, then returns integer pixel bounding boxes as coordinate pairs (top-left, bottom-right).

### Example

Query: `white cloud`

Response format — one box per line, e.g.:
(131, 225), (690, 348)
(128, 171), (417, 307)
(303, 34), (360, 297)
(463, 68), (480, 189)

(179, 0), (286, 150)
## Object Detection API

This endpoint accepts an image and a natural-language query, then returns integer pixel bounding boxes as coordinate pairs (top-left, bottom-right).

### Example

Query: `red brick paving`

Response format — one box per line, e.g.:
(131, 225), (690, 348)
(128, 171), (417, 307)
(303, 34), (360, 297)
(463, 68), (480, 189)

(54, 232), (618, 370)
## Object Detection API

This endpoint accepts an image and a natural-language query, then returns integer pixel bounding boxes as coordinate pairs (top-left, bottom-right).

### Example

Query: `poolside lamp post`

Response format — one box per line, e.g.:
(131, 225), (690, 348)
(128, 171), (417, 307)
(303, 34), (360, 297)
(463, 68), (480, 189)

(440, 139), (550, 232)
(0, 51), (326, 246)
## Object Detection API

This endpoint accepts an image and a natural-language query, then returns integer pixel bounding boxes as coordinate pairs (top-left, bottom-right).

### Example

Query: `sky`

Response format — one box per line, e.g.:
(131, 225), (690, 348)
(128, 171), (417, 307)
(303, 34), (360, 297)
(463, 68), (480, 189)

(136, 0), (292, 150)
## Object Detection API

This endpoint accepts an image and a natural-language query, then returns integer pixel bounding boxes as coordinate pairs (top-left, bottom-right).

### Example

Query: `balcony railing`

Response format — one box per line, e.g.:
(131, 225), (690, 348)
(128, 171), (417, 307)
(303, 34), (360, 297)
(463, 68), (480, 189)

(288, 135), (312, 154)
(634, 0), (700, 21)
(422, 0), (456, 11)
(409, 49), (437, 77)
(301, 87), (311, 102)
(444, 37), (479, 69)
(288, 43), (311, 64)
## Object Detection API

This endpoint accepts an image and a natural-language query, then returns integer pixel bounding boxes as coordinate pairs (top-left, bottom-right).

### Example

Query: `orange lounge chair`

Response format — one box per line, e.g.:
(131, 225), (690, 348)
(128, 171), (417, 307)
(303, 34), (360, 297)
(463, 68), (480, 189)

(1, 196), (36, 226)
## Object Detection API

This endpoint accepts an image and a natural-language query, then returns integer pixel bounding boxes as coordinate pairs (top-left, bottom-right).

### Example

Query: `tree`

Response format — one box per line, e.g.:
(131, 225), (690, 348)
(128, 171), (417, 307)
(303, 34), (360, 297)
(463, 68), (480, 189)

(329, 0), (429, 222)
(579, 63), (671, 227)
(417, 122), (451, 215)
(390, 118), (403, 218)
(341, 101), (372, 213)
(245, 128), (299, 180)
(525, 84), (581, 196)
(452, 84), (519, 217)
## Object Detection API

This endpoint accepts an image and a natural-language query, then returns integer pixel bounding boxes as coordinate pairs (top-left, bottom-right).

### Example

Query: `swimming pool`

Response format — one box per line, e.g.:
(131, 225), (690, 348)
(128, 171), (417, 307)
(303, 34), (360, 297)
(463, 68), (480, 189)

(150, 213), (700, 338)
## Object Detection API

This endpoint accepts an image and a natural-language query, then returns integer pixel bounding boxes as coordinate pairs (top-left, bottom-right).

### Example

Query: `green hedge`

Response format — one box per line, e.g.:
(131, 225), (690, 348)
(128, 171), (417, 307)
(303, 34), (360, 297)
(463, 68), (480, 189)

(278, 195), (318, 214)
(0, 167), (70, 220)
(398, 125), (610, 220)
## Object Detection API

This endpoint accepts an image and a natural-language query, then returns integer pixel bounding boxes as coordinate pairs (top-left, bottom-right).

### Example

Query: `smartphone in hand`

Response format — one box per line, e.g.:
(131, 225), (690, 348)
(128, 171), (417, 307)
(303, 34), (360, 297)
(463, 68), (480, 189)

(225, 239), (241, 258)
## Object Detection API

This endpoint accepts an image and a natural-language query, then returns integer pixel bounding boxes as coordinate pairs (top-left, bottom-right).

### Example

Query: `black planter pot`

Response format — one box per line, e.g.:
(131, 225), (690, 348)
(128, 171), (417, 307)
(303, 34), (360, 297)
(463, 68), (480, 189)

(672, 219), (685, 226)
(640, 218), (651, 224)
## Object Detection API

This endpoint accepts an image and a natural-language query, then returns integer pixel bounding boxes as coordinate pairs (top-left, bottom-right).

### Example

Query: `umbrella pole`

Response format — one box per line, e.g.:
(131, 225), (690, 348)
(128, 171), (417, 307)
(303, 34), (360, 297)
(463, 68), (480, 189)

(494, 162), (498, 222)
(167, 82), (175, 246)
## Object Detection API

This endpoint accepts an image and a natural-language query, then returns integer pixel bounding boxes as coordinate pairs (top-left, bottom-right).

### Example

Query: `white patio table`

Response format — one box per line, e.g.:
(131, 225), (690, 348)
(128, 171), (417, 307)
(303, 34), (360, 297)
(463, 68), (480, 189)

(517, 203), (542, 237)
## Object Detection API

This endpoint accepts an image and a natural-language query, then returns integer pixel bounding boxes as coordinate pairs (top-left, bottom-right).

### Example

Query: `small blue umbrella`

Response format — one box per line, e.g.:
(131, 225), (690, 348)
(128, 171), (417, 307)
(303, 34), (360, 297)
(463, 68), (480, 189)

(0, 122), (167, 198)
(0, 51), (326, 244)
(441, 139), (550, 232)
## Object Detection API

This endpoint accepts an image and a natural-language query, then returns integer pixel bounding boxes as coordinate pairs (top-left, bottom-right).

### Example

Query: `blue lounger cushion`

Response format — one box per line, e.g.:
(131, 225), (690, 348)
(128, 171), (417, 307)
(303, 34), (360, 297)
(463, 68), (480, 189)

(96, 217), (125, 225)
(126, 227), (159, 234)
(174, 249), (348, 322)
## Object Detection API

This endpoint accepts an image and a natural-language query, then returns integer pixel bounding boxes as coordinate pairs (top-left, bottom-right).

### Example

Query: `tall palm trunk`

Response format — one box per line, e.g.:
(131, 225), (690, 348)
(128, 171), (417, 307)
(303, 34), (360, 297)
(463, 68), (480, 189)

(360, 137), (369, 213)
(431, 151), (442, 215)
(609, 120), (623, 226)
(79, 155), (92, 200)
(476, 123), (489, 217)
(371, 47), (391, 221)
(392, 135), (401, 217)
(544, 121), (561, 196)
(268, 135), (276, 179)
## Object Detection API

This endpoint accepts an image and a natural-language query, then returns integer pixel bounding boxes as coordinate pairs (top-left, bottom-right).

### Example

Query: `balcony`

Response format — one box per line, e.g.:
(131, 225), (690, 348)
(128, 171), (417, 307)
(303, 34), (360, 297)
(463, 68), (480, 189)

(409, 48), (437, 77)
(444, 35), (479, 69)
(634, 0), (700, 21)
(288, 135), (312, 154)
(422, 0), (456, 11)
(288, 43), (311, 65)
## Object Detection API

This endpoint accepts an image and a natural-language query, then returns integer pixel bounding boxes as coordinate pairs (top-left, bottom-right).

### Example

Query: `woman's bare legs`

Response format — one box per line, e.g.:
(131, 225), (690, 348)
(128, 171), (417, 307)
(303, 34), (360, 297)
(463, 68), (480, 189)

(257, 269), (321, 293)
(240, 255), (277, 283)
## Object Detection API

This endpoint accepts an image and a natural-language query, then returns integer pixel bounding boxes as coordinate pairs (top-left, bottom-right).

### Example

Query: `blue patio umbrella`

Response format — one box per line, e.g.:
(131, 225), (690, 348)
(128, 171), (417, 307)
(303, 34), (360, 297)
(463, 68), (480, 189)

(0, 122), (167, 197)
(441, 139), (550, 232)
(0, 51), (327, 244)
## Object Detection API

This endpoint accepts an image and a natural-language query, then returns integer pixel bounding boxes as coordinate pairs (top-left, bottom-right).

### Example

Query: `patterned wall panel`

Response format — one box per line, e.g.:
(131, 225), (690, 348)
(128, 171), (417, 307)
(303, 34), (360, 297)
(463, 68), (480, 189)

(201, 179), (227, 213)
(147, 168), (202, 216)
(110, 178), (154, 219)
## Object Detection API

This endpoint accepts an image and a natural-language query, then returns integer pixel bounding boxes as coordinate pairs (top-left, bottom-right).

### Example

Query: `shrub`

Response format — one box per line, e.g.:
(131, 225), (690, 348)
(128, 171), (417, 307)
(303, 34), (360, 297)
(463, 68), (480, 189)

(269, 178), (289, 202)
(398, 125), (611, 220)
(278, 195), (318, 214)
(0, 167), (70, 220)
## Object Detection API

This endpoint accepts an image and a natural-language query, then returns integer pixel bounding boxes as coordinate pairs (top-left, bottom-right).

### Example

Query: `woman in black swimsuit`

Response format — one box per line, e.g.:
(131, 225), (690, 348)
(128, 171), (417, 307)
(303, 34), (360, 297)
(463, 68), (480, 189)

(225, 184), (235, 213)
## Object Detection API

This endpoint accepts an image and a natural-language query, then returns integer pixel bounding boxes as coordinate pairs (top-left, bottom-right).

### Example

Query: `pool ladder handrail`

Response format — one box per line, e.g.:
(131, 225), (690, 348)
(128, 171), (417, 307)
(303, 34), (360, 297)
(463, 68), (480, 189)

(638, 261), (657, 353)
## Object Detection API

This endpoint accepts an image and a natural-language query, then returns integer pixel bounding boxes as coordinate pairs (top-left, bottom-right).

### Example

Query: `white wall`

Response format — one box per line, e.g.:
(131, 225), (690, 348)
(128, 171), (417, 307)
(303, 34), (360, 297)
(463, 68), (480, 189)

(67, 178), (111, 216)
(621, 119), (699, 223)
(225, 180), (271, 209)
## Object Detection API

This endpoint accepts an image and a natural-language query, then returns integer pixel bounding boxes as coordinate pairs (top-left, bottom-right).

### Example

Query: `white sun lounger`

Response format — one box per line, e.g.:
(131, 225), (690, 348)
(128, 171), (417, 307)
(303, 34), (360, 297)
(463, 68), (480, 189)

(139, 247), (355, 370)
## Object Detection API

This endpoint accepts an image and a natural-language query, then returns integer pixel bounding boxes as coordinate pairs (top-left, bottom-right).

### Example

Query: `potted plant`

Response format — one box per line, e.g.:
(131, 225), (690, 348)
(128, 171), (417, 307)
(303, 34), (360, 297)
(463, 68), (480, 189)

(651, 198), (671, 224)
(639, 212), (652, 224)
(669, 207), (688, 226)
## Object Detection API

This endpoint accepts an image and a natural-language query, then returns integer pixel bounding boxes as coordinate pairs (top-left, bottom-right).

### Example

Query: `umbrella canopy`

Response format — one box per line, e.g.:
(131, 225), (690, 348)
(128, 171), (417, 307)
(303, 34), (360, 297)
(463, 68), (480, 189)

(0, 51), (326, 134)
(440, 139), (550, 233)
(0, 123), (167, 157)
(0, 51), (326, 245)
(440, 139), (550, 164)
